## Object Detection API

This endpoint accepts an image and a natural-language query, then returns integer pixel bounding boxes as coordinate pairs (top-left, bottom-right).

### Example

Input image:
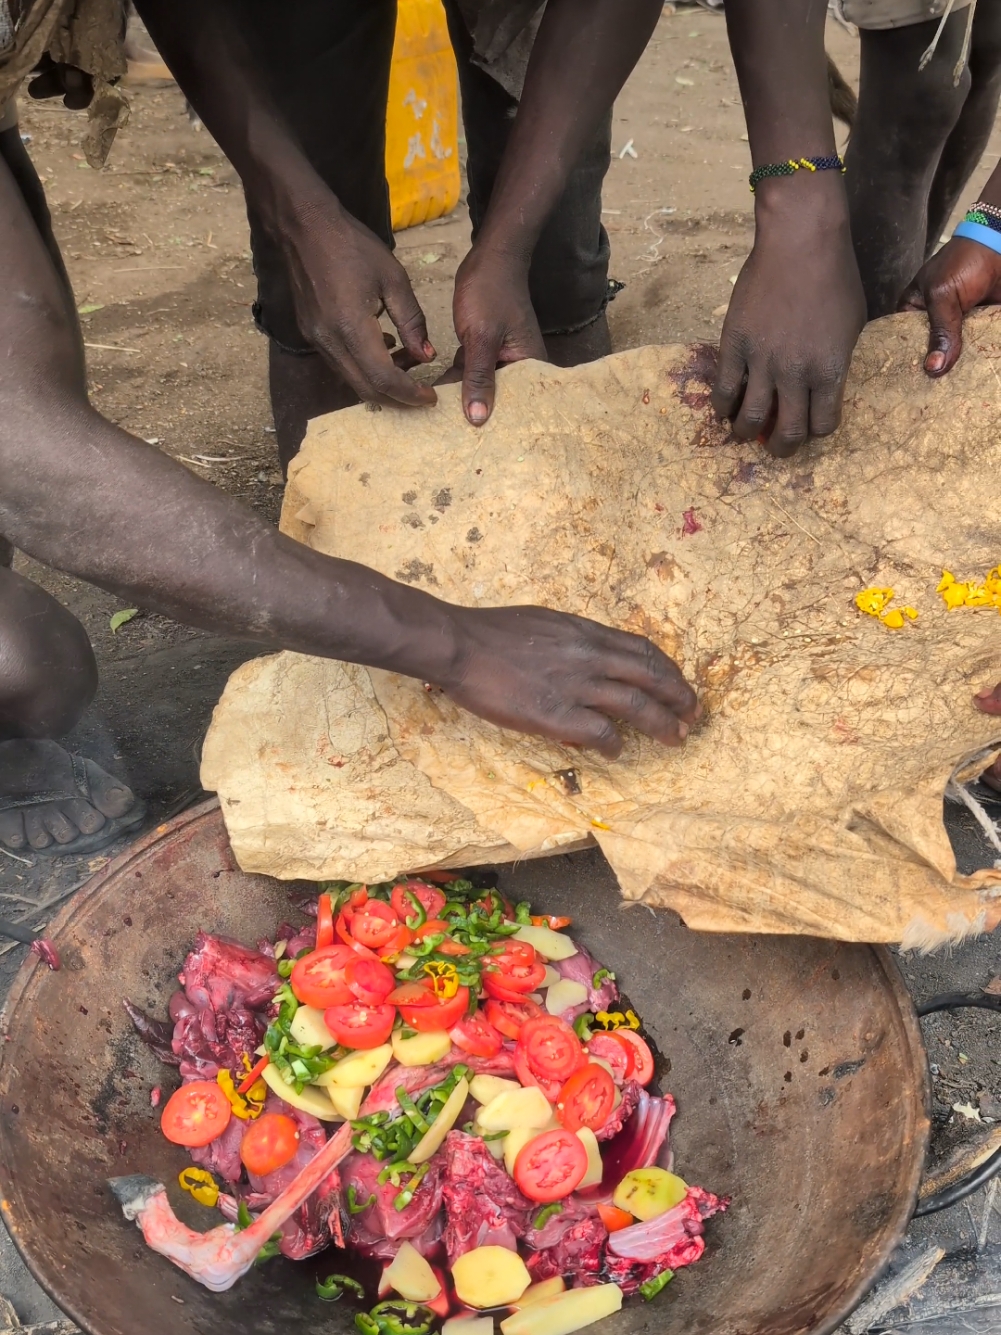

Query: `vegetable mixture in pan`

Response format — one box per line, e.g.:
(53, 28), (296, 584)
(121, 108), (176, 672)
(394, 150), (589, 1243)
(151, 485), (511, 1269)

(121, 875), (728, 1334)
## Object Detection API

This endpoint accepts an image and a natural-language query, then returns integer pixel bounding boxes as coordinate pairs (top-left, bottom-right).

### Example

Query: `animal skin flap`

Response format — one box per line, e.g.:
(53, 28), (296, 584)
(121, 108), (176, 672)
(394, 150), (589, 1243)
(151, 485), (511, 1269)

(201, 312), (1001, 946)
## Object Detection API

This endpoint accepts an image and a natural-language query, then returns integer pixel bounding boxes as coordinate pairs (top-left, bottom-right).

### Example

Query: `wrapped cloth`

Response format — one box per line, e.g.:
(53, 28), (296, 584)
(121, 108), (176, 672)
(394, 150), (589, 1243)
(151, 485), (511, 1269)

(202, 312), (1001, 947)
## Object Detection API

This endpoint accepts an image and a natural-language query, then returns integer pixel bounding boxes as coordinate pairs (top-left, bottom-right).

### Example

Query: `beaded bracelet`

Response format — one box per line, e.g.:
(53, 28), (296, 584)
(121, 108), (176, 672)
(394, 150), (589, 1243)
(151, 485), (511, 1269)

(963, 203), (1001, 234)
(748, 155), (845, 194)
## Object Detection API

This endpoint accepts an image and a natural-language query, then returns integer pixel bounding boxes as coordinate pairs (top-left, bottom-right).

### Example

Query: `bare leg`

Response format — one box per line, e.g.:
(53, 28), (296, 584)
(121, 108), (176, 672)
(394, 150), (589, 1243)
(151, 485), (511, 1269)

(846, 9), (973, 318)
(268, 344), (359, 475)
(926, 3), (1001, 252)
(0, 565), (138, 852)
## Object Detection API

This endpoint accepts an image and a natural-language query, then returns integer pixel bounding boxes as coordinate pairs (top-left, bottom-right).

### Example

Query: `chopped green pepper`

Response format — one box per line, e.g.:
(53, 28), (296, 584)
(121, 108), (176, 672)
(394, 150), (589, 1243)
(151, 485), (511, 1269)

(640, 1269), (674, 1301)
(402, 889), (427, 930)
(573, 1013), (595, 1042)
(533, 1202), (563, 1229)
(370, 1300), (435, 1335)
(347, 1185), (377, 1215)
(317, 1274), (366, 1301)
(592, 968), (615, 988)
(355, 1314), (382, 1335)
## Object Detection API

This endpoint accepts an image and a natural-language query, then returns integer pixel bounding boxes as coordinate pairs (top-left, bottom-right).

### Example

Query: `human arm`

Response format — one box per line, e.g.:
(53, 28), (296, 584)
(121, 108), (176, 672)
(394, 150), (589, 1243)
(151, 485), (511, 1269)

(133, 0), (435, 408)
(899, 161), (1001, 375)
(0, 155), (698, 756)
(452, 0), (662, 424)
(714, 0), (866, 456)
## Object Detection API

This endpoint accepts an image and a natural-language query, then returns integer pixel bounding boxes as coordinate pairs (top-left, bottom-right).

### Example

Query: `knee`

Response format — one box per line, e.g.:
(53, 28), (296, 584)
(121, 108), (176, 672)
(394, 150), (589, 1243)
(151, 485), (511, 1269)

(0, 571), (97, 738)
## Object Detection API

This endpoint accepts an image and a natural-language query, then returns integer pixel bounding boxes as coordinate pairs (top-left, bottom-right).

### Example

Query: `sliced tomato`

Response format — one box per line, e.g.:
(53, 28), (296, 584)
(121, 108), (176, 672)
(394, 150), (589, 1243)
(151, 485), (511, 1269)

(485, 943), (547, 995)
(350, 900), (403, 950)
(414, 919), (450, 941)
(399, 986), (470, 1033)
(323, 1002), (396, 1049)
(484, 997), (545, 1041)
(586, 1033), (631, 1084)
(597, 1203), (634, 1233)
(532, 914), (572, 930)
(240, 1112), (300, 1176)
(315, 893), (334, 950)
(556, 1063), (616, 1133)
(514, 1128), (588, 1203)
(387, 980), (437, 1007)
(161, 1080), (231, 1148)
(518, 1016), (584, 1082)
(435, 937), (471, 957)
(483, 972), (539, 1004)
(450, 1010), (503, 1058)
(608, 1029), (655, 1086)
(515, 1044), (562, 1102)
(290, 943), (356, 1008)
(392, 881), (447, 925)
(346, 956), (396, 1006)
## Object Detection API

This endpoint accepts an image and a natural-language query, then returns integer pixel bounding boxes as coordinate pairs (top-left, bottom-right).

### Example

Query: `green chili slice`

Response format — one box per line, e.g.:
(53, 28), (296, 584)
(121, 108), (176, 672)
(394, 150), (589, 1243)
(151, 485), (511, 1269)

(396, 1089), (430, 1134)
(402, 889), (427, 930)
(640, 1269), (674, 1301)
(347, 1185), (377, 1215)
(592, 968), (615, 988)
(533, 1202), (563, 1229)
(573, 1013), (595, 1042)
(317, 1274), (366, 1301)
(355, 1314), (382, 1335)
(370, 1300), (435, 1335)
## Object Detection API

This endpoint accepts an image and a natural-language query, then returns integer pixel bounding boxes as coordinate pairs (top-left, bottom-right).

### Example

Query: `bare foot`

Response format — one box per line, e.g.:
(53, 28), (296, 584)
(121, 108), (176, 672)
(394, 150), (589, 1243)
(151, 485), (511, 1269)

(0, 739), (142, 853)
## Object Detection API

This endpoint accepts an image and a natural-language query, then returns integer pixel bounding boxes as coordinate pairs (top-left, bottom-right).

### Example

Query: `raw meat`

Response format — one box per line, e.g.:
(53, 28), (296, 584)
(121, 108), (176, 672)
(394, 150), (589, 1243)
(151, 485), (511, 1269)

(595, 1079), (641, 1142)
(178, 932), (278, 1011)
(524, 1196), (607, 1286)
(342, 1152), (444, 1259)
(555, 944), (619, 1021)
(172, 1005), (262, 1081)
(441, 1131), (534, 1263)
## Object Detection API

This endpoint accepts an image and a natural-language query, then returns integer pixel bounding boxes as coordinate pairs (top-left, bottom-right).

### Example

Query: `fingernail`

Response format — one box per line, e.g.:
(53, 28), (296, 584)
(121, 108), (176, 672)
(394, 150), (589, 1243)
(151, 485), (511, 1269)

(926, 351), (945, 374)
(692, 701), (704, 721)
(677, 721), (689, 740)
(975, 685), (996, 699)
(468, 401), (488, 425)
(423, 341), (436, 360)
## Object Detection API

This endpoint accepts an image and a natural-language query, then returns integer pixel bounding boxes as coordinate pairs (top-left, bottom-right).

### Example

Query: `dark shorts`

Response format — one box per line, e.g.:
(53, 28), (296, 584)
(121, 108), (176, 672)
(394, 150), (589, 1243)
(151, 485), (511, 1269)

(239, 0), (612, 350)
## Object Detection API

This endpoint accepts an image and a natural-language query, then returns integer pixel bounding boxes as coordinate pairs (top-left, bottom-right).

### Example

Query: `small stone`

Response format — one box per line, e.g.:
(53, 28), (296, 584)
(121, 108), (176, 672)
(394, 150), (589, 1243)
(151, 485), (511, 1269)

(979, 1090), (1001, 1120)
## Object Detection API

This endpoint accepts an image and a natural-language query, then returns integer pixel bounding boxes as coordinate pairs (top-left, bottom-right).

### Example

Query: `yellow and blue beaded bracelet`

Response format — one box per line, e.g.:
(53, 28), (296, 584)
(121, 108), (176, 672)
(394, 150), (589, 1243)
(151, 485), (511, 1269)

(748, 155), (845, 194)
(955, 201), (1001, 255)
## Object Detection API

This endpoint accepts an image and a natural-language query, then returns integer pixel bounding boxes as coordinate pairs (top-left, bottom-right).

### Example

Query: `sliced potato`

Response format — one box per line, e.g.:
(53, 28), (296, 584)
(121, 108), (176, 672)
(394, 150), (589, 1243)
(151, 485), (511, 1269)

(396, 954), (418, 972)
(410, 1076), (469, 1164)
(511, 1276), (566, 1309)
(289, 1005), (337, 1051)
(545, 979), (589, 1016)
(443, 1319), (495, 1335)
(470, 1075), (521, 1106)
(478, 1086), (553, 1132)
(542, 965), (563, 989)
(500, 1284), (623, 1335)
(324, 1043), (394, 1089)
(503, 1125), (544, 1178)
(386, 1240), (442, 1303)
(512, 925), (578, 962)
(261, 1063), (341, 1121)
(322, 1082), (364, 1120)
(613, 1167), (688, 1221)
(588, 1056), (615, 1079)
(452, 1246), (531, 1309)
(393, 1029), (453, 1067)
(576, 1127), (603, 1189)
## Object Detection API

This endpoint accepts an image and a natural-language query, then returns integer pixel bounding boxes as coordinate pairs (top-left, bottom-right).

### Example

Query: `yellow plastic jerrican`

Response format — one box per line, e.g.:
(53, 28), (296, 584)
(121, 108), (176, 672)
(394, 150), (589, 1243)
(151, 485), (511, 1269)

(386, 0), (461, 231)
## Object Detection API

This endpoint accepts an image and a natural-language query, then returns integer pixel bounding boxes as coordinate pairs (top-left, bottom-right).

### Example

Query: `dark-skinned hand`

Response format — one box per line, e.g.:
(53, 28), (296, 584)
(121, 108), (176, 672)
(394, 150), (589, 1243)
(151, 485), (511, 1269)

(899, 238), (1001, 377)
(712, 204), (866, 457)
(449, 248), (547, 425)
(442, 604), (700, 757)
(280, 198), (438, 408)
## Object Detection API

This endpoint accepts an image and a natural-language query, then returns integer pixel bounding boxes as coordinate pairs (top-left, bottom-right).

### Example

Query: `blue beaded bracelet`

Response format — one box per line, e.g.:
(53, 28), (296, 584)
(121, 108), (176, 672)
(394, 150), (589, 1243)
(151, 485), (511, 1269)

(954, 220), (1001, 255)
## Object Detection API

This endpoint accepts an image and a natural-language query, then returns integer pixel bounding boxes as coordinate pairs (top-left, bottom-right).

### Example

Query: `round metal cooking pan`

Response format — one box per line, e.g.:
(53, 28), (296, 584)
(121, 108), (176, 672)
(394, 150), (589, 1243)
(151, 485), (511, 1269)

(0, 801), (929, 1335)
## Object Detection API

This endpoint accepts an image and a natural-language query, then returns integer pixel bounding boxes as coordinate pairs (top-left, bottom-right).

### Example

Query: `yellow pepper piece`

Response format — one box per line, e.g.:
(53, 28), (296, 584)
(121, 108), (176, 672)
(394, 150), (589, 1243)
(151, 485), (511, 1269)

(178, 1167), (220, 1208)
(594, 1009), (642, 1031)
(855, 587), (894, 616)
(423, 960), (459, 1000)
(879, 609), (904, 629)
(216, 1067), (265, 1120)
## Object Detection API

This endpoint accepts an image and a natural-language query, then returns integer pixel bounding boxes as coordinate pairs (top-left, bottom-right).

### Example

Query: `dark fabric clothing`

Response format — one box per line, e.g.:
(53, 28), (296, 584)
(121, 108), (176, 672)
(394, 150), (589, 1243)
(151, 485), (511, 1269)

(245, 0), (611, 351)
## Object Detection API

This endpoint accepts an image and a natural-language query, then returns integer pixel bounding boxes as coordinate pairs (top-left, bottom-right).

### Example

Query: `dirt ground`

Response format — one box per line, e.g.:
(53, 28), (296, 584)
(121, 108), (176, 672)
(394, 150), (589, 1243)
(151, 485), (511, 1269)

(4, 6), (1001, 1327)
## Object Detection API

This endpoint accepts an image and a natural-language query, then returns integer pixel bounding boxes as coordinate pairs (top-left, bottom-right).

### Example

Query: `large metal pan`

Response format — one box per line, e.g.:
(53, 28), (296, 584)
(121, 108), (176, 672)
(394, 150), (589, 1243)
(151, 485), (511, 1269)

(0, 801), (928, 1335)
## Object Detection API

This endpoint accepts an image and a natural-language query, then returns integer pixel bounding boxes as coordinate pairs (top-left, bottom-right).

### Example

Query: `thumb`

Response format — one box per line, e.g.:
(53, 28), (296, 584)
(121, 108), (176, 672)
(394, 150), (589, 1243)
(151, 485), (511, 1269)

(974, 681), (1001, 715)
(383, 270), (435, 365)
(922, 284), (965, 377)
(461, 330), (503, 426)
